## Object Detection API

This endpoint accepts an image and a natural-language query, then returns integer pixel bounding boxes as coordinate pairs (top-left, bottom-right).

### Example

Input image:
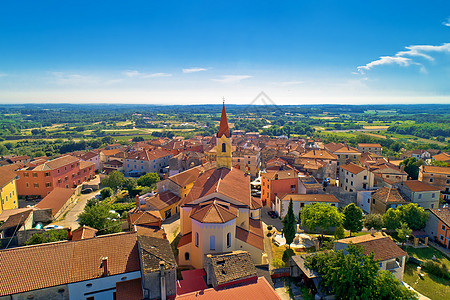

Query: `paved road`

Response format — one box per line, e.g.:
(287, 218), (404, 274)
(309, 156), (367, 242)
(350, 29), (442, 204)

(53, 190), (100, 229)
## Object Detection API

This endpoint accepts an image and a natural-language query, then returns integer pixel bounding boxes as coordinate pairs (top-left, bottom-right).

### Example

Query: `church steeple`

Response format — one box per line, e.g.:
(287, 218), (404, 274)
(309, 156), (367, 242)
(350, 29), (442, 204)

(217, 99), (231, 138)
(216, 99), (232, 169)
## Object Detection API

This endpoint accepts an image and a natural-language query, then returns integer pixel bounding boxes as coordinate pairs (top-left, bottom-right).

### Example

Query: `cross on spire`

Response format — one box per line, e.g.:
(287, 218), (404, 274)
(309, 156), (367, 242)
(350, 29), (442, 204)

(222, 96), (225, 105)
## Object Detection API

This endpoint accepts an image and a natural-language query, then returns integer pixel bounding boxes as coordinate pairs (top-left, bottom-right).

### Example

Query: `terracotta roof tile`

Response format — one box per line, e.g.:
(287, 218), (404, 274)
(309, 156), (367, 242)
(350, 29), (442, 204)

(144, 191), (181, 211)
(41, 155), (79, 171)
(71, 225), (97, 241)
(432, 152), (450, 162)
(261, 170), (298, 180)
(372, 187), (408, 204)
(340, 163), (366, 174)
(280, 194), (339, 203)
(421, 165), (450, 175)
(0, 232), (140, 296)
(0, 167), (17, 188)
(207, 251), (257, 286)
(427, 207), (450, 226)
(337, 232), (406, 261)
(182, 167), (251, 207)
(401, 180), (441, 192)
(169, 166), (203, 187)
(0, 210), (32, 231)
(300, 149), (337, 160)
(137, 235), (177, 274)
(176, 277), (281, 300)
(358, 143), (382, 148)
(177, 232), (192, 248)
(190, 199), (238, 223)
(35, 188), (75, 217)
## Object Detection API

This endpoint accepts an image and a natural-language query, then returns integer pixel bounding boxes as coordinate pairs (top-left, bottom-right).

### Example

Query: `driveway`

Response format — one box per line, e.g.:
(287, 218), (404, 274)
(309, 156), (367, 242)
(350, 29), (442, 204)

(53, 190), (100, 229)
(261, 206), (283, 232)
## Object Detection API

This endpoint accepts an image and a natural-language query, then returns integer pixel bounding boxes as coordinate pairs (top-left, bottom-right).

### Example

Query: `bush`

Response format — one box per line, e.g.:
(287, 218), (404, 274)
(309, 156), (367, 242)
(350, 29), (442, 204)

(86, 198), (99, 207)
(26, 230), (68, 245)
(100, 187), (113, 200)
(334, 224), (345, 239)
(282, 248), (295, 262)
(423, 260), (450, 279)
(272, 258), (285, 268)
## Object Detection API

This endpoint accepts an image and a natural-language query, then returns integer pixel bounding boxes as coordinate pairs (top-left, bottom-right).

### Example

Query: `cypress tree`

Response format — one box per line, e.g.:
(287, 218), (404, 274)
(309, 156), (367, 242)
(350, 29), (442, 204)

(283, 198), (296, 249)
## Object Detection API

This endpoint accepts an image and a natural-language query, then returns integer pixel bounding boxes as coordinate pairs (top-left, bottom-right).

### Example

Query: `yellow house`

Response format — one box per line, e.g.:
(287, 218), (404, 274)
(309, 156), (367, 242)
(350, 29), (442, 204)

(0, 168), (19, 213)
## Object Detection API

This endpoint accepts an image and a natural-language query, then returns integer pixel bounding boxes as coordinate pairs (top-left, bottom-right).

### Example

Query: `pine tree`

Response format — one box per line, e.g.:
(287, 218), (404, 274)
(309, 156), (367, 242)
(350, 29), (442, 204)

(282, 198), (296, 249)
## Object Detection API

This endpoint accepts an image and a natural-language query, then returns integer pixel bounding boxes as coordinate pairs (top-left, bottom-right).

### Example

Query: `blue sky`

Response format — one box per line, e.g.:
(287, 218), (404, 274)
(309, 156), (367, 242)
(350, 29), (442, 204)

(0, 1), (449, 104)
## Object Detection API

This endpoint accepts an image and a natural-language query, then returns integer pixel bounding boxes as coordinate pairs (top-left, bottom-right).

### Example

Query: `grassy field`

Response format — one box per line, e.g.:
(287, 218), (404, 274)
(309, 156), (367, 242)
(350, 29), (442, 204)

(403, 263), (450, 300)
(404, 245), (450, 268)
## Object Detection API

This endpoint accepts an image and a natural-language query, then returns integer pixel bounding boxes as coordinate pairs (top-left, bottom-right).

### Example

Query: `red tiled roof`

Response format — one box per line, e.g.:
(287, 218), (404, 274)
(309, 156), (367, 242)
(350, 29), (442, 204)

(0, 232), (140, 296)
(176, 269), (208, 295)
(340, 163), (366, 174)
(337, 232), (406, 261)
(300, 149), (337, 160)
(372, 187), (408, 204)
(421, 165), (450, 175)
(0, 167), (17, 188)
(41, 155), (79, 171)
(36, 188), (76, 217)
(428, 207), (450, 226)
(358, 143), (382, 148)
(402, 180), (441, 192)
(80, 151), (98, 161)
(177, 232), (192, 248)
(433, 152), (450, 162)
(131, 211), (162, 225)
(182, 167), (251, 207)
(190, 199), (238, 223)
(261, 170), (298, 180)
(217, 103), (231, 138)
(169, 166), (203, 188)
(144, 191), (181, 211)
(236, 227), (264, 251)
(176, 277), (280, 300)
(280, 194), (339, 203)
(71, 225), (97, 241)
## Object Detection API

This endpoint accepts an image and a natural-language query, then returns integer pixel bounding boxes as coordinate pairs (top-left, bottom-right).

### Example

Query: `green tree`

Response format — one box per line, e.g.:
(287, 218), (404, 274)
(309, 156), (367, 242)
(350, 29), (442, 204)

(137, 172), (160, 187)
(400, 157), (424, 180)
(383, 208), (401, 231)
(100, 187), (113, 200)
(301, 203), (342, 239)
(132, 136), (144, 142)
(101, 170), (125, 190)
(26, 230), (68, 245)
(364, 214), (384, 231)
(305, 244), (417, 300)
(342, 203), (364, 236)
(123, 178), (137, 193)
(282, 199), (296, 249)
(396, 222), (412, 247)
(397, 203), (428, 230)
(334, 224), (345, 239)
(78, 204), (122, 235)
(101, 136), (115, 145)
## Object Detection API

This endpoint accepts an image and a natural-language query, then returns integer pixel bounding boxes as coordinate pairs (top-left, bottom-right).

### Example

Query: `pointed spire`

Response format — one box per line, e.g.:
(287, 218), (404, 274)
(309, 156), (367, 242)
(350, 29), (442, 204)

(217, 99), (231, 138)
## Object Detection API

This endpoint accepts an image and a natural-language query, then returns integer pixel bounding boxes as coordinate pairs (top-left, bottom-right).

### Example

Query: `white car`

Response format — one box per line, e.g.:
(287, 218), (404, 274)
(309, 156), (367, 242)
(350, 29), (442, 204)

(44, 224), (64, 230)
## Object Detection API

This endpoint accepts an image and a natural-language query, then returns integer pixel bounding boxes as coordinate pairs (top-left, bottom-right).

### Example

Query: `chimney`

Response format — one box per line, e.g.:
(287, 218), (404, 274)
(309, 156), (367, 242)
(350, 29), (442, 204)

(135, 195), (140, 211)
(101, 257), (109, 277)
(67, 228), (72, 241)
(160, 261), (167, 300)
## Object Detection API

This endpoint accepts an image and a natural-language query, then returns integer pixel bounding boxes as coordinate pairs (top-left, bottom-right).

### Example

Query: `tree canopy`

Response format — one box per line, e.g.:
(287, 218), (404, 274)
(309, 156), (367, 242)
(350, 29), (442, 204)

(400, 157), (424, 180)
(342, 203), (364, 236)
(282, 198), (296, 249)
(137, 172), (160, 187)
(305, 244), (417, 300)
(26, 230), (68, 245)
(101, 170), (125, 190)
(301, 203), (341, 237)
(78, 204), (122, 235)
(364, 214), (384, 231)
(384, 203), (428, 231)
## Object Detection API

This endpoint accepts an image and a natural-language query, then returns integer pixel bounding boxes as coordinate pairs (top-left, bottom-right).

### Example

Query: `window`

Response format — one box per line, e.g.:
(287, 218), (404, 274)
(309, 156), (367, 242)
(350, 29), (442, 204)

(418, 194), (422, 199)
(24, 172), (29, 177)
(32, 173), (37, 177)
(185, 252), (190, 260)
(300, 203), (305, 208)
(210, 235), (215, 250)
(44, 172), (50, 177)
(431, 204), (434, 208)
(33, 183), (39, 188)
(195, 232), (199, 247)
(351, 181), (353, 186)
(58, 179), (61, 184)
(442, 224), (446, 231)
(432, 193), (435, 198)
(364, 175), (367, 180)
(227, 232), (231, 248)
(26, 182), (29, 188)
(440, 235), (444, 241)
(430, 178), (433, 183)
(221, 143), (226, 153)
(45, 182), (51, 187)
(71, 164), (74, 169)
(351, 174), (353, 178)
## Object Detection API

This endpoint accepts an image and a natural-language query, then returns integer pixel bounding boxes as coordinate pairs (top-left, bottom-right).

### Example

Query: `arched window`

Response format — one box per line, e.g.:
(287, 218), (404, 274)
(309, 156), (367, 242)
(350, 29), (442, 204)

(275, 174), (279, 180)
(221, 143), (226, 153)
(227, 232), (231, 248)
(195, 232), (199, 247)
(185, 252), (190, 260)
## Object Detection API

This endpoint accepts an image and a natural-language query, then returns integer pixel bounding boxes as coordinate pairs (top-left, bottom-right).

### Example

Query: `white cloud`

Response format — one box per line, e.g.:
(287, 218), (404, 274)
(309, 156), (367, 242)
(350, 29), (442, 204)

(182, 67), (208, 73)
(123, 70), (172, 78)
(141, 72), (172, 78)
(443, 17), (450, 27)
(50, 72), (100, 86)
(211, 75), (252, 83)
(273, 80), (305, 86)
(357, 43), (450, 73)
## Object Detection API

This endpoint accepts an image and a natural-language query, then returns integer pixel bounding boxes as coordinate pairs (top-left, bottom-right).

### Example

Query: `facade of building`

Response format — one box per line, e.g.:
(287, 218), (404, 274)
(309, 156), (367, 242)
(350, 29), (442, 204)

(357, 143), (382, 155)
(339, 163), (374, 192)
(124, 149), (172, 177)
(0, 168), (19, 214)
(273, 193), (339, 220)
(397, 180), (440, 209)
(261, 170), (299, 208)
(15, 155), (95, 198)
(419, 165), (450, 201)
(232, 147), (261, 179)
(424, 207), (450, 248)
(370, 187), (409, 215)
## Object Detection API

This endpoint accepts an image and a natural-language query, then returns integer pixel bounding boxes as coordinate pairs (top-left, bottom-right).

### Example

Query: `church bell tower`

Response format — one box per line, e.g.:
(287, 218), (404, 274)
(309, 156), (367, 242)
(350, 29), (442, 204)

(216, 99), (232, 169)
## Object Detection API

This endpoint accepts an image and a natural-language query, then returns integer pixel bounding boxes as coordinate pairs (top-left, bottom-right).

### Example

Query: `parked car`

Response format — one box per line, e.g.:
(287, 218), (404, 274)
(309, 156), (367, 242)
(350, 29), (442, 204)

(268, 211), (278, 219)
(44, 224), (64, 230)
(81, 188), (93, 194)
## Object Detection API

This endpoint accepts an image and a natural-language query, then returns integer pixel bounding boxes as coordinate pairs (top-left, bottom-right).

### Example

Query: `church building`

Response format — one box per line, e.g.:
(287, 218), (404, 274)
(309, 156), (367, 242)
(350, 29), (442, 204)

(177, 102), (265, 269)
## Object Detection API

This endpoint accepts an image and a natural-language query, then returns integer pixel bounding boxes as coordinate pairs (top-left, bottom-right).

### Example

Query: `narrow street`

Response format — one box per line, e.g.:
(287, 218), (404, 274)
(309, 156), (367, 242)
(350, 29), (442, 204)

(53, 190), (100, 229)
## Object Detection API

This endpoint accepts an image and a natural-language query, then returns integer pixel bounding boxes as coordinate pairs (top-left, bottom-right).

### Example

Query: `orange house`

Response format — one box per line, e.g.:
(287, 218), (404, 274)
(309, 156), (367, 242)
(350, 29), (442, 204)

(426, 208), (450, 248)
(16, 155), (95, 198)
(261, 170), (299, 208)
